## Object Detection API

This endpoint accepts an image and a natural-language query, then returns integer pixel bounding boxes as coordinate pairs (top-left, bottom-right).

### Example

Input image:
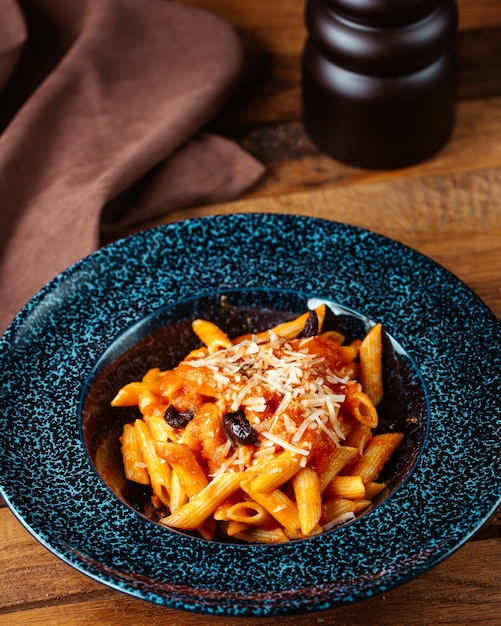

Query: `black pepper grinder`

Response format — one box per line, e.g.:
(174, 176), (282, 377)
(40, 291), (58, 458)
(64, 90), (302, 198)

(302, 0), (458, 169)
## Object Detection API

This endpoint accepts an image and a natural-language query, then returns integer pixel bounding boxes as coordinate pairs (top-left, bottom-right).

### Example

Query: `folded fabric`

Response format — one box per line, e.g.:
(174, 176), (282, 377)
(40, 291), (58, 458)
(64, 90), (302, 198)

(0, 0), (264, 334)
(0, 0), (25, 92)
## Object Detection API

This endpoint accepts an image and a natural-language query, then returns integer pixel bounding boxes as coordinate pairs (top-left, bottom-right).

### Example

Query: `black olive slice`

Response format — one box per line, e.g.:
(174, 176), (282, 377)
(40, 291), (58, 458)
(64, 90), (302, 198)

(164, 405), (194, 428)
(222, 409), (258, 445)
(297, 309), (319, 338)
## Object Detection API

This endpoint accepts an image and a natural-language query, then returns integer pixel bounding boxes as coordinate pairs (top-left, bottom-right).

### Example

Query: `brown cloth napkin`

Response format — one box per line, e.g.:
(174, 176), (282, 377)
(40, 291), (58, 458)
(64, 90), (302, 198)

(0, 0), (264, 334)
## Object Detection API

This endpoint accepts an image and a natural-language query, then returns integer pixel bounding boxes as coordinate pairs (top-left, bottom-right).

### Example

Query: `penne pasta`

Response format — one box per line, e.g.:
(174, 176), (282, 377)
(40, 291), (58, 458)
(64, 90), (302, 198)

(268, 304), (326, 340)
(168, 470), (188, 513)
(192, 319), (232, 351)
(351, 432), (404, 483)
(226, 500), (276, 527)
(197, 516), (217, 541)
(323, 497), (372, 530)
(133, 419), (171, 508)
(120, 423), (150, 485)
(324, 475), (366, 500)
(240, 479), (302, 538)
(291, 466), (322, 536)
(225, 520), (251, 536)
(112, 382), (156, 407)
(231, 525), (290, 544)
(146, 414), (178, 443)
(237, 304), (327, 344)
(344, 423), (372, 454)
(345, 387), (379, 429)
(250, 450), (303, 493)
(359, 323), (384, 406)
(160, 472), (245, 531)
(364, 481), (388, 500)
(155, 442), (208, 497)
(113, 307), (404, 543)
(319, 445), (359, 492)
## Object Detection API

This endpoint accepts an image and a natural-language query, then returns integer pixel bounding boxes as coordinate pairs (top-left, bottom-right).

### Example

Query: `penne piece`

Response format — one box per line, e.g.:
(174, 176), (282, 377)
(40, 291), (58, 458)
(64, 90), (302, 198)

(192, 319), (232, 351)
(364, 481), (388, 500)
(120, 423), (150, 485)
(111, 382), (153, 407)
(155, 441), (208, 497)
(345, 423), (372, 454)
(319, 445), (359, 492)
(226, 500), (276, 527)
(324, 475), (366, 500)
(250, 450), (303, 493)
(346, 388), (379, 429)
(351, 432), (404, 483)
(241, 304), (327, 343)
(146, 414), (178, 443)
(240, 479), (302, 538)
(291, 466), (322, 536)
(225, 520), (251, 536)
(133, 419), (171, 508)
(323, 497), (372, 530)
(168, 470), (188, 513)
(359, 323), (384, 406)
(231, 525), (291, 544)
(160, 472), (245, 531)
(232, 525), (291, 544)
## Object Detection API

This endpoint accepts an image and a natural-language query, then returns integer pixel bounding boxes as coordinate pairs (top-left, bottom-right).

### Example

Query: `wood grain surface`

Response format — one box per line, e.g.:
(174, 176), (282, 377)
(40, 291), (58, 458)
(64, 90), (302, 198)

(1, 0), (500, 623)
(0, 507), (500, 625)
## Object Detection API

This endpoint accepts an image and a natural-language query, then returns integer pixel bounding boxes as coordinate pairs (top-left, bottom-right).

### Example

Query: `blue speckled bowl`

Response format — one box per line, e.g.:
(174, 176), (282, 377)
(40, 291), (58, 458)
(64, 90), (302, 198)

(0, 213), (500, 617)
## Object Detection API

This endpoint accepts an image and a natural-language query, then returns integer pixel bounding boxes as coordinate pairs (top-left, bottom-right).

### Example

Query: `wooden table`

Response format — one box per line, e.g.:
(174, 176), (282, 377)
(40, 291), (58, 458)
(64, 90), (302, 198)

(1, 1), (500, 623)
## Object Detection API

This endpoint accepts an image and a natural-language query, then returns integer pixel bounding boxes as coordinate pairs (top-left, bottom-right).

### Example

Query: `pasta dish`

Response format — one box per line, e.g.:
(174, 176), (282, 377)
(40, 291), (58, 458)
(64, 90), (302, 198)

(112, 304), (403, 543)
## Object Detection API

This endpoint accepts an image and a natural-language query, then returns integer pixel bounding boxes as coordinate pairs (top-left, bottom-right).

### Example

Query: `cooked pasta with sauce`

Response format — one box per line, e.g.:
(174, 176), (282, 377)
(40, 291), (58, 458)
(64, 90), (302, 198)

(112, 304), (403, 543)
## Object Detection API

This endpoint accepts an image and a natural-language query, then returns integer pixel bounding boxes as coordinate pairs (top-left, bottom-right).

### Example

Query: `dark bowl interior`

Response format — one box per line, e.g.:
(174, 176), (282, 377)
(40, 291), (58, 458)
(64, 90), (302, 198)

(81, 289), (428, 540)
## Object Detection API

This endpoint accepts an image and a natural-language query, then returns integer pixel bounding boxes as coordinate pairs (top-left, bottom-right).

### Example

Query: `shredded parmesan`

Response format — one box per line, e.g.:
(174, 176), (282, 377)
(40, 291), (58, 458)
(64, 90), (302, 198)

(261, 431), (310, 456)
(253, 445), (276, 458)
(182, 330), (350, 457)
(221, 438), (232, 457)
(323, 512), (356, 531)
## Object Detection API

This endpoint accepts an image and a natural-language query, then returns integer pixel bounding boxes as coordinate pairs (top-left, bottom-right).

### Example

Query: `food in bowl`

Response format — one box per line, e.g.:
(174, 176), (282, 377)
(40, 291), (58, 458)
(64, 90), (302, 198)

(111, 303), (403, 543)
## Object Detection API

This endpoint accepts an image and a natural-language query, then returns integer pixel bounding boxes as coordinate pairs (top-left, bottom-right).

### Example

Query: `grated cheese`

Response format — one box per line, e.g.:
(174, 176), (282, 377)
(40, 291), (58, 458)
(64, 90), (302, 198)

(182, 330), (350, 459)
(253, 445), (276, 458)
(283, 414), (297, 434)
(262, 431), (310, 456)
(323, 512), (356, 532)
(221, 438), (232, 457)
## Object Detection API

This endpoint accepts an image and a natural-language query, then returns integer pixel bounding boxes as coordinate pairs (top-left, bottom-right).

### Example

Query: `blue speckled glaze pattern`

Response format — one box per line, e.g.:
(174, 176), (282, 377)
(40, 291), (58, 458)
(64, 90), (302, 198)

(0, 213), (500, 616)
